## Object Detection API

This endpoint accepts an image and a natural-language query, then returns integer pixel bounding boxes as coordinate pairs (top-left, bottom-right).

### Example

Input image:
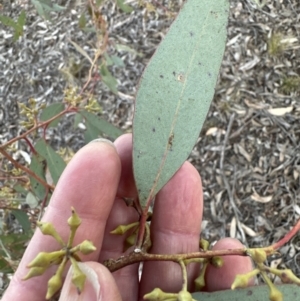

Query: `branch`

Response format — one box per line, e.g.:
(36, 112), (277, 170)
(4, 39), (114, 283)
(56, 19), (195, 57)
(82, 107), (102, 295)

(0, 147), (54, 191)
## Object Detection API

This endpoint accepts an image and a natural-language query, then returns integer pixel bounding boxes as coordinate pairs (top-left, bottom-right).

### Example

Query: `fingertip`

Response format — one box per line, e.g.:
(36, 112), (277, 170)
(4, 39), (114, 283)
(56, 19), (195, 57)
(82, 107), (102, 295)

(114, 133), (137, 198)
(59, 262), (122, 301)
(205, 238), (254, 291)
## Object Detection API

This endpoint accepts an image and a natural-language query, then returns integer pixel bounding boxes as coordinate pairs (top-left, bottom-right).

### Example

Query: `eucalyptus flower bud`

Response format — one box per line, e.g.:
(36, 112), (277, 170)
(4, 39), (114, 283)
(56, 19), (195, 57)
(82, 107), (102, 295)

(269, 283), (283, 301)
(143, 287), (177, 300)
(27, 250), (65, 268)
(70, 257), (86, 294)
(177, 290), (193, 301)
(79, 240), (97, 255)
(231, 269), (259, 290)
(68, 207), (81, 229)
(211, 256), (224, 268)
(45, 272), (63, 300)
(22, 266), (48, 280)
(37, 221), (65, 246)
(248, 248), (267, 264)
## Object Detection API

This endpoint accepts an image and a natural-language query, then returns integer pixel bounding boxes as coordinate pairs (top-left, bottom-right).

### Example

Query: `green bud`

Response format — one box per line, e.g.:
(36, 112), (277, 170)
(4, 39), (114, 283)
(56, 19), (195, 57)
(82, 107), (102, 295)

(22, 266), (48, 280)
(79, 240), (97, 255)
(70, 257), (86, 294)
(269, 283), (283, 301)
(211, 256), (224, 268)
(143, 287), (177, 301)
(248, 248), (267, 264)
(110, 222), (139, 235)
(37, 221), (65, 246)
(27, 250), (65, 268)
(126, 233), (137, 247)
(178, 290), (193, 301)
(231, 269), (259, 290)
(68, 207), (81, 229)
(199, 239), (210, 251)
(194, 262), (208, 291)
(231, 274), (249, 290)
(45, 272), (63, 300)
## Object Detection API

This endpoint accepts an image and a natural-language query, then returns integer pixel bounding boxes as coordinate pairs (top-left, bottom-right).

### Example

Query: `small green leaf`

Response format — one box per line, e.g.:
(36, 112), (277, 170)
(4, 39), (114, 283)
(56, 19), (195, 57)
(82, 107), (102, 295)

(0, 14), (18, 29)
(13, 184), (27, 196)
(104, 53), (114, 66)
(11, 210), (31, 232)
(0, 256), (14, 274)
(29, 153), (47, 200)
(31, 0), (51, 20)
(115, 44), (143, 57)
(26, 192), (39, 208)
(0, 232), (33, 257)
(115, 0), (133, 13)
(74, 112), (83, 129)
(69, 40), (93, 64)
(99, 64), (118, 94)
(111, 55), (125, 67)
(78, 13), (86, 29)
(52, 4), (65, 11)
(133, 0), (229, 208)
(80, 110), (123, 142)
(35, 139), (66, 185)
(17, 10), (26, 27)
(40, 103), (65, 128)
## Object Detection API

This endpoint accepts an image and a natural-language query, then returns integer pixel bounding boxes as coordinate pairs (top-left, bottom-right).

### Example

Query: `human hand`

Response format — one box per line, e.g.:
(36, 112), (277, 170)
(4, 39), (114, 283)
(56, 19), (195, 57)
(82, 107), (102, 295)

(2, 133), (253, 301)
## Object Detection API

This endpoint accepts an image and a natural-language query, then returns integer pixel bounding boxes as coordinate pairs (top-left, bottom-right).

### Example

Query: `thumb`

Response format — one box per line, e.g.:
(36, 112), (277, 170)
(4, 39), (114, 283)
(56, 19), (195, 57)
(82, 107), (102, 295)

(59, 262), (122, 301)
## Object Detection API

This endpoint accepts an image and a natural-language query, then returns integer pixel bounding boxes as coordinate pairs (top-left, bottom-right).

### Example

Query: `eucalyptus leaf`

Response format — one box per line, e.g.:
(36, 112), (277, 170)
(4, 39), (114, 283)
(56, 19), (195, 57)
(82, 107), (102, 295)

(40, 103), (65, 128)
(133, 0), (229, 208)
(80, 110), (123, 142)
(111, 55), (125, 67)
(78, 13), (86, 29)
(192, 284), (299, 301)
(115, 0), (133, 13)
(25, 192), (39, 208)
(29, 153), (46, 200)
(35, 139), (66, 185)
(17, 10), (26, 27)
(13, 184), (27, 196)
(74, 112), (83, 129)
(31, 0), (51, 20)
(99, 64), (118, 94)
(0, 15), (18, 29)
(11, 210), (31, 232)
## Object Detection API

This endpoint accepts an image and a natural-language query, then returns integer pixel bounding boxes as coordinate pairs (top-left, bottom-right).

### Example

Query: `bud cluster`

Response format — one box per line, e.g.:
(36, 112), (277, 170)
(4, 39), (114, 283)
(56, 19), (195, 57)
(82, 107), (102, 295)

(23, 207), (96, 300)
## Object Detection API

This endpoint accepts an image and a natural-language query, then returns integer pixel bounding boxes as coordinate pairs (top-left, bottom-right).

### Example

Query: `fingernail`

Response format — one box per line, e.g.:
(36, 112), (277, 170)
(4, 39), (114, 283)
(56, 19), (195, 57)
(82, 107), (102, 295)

(89, 138), (115, 147)
(59, 263), (100, 301)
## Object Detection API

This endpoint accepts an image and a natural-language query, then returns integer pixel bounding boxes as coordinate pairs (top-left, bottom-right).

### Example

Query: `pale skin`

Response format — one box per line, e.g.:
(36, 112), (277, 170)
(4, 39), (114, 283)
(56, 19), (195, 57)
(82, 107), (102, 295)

(2, 134), (253, 301)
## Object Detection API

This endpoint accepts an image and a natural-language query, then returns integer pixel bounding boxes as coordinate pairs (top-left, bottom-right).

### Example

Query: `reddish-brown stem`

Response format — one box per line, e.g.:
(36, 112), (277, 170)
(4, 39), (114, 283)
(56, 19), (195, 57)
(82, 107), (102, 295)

(39, 187), (50, 220)
(271, 219), (300, 250)
(136, 209), (150, 249)
(23, 136), (37, 155)
(0, 148), (54, 191)
(0, 106), (74, 149)
(105, 248), (253, 273)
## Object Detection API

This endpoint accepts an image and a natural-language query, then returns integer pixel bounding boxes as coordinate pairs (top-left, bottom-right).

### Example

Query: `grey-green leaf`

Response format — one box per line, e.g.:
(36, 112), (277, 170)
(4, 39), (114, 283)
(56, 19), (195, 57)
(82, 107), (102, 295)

(99, 64), (118, 94)
(80, 110), (123, 142)
(115, 0), (133, 13)
(35, 139), (66, 185)
(40, 103), (65, 128)
(192, 284), (298, 301)
(133, 0), (229, 208)
(29, 153), (46, 200)
(11, 209), (31, 232)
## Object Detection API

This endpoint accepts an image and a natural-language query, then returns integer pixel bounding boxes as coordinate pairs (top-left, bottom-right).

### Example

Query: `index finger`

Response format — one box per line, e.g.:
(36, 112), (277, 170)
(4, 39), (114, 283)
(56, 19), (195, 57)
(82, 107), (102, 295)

(3, 139), (121, 301)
